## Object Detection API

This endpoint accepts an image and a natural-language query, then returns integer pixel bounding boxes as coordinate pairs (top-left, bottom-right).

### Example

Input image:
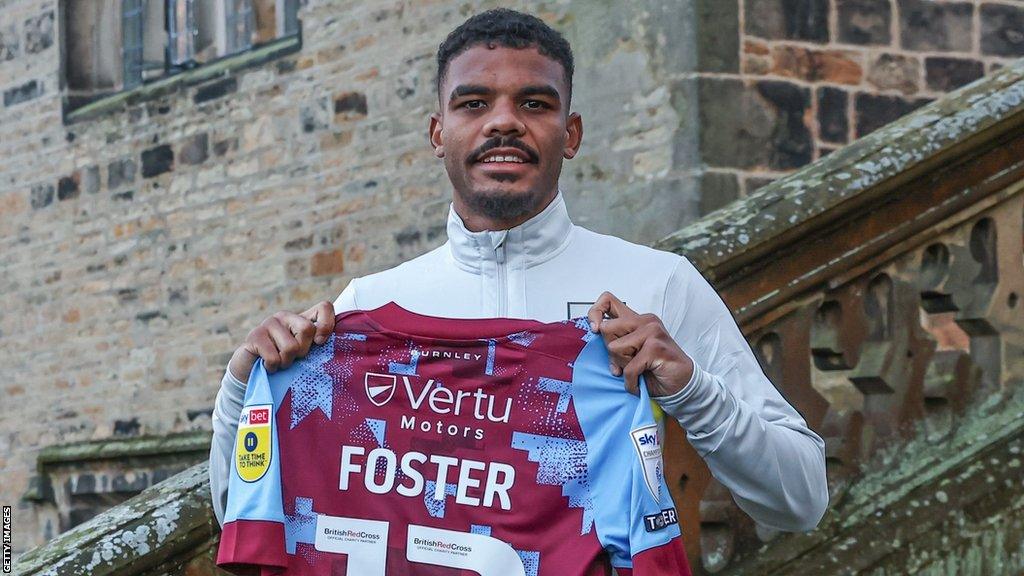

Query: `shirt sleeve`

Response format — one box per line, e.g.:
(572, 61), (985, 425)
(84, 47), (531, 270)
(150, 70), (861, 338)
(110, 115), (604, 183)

(654, 256), (829, 532)
(216, 359), (289, 574)
(209, 280), (361, 526)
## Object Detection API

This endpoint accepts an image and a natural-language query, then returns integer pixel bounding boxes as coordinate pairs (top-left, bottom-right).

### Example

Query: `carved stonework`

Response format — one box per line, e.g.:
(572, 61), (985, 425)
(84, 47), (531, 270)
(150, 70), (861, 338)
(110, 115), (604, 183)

(656, 59), (1024, 574)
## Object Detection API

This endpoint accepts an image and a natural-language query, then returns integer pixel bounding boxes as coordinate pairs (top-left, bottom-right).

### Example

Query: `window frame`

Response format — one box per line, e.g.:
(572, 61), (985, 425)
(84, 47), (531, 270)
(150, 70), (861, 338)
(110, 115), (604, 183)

(59, 0), (302, 123)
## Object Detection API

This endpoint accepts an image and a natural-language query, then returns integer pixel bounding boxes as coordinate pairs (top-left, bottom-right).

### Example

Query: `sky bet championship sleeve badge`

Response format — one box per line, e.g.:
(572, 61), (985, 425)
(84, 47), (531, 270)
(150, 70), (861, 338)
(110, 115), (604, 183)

(236, 404), (273, 482)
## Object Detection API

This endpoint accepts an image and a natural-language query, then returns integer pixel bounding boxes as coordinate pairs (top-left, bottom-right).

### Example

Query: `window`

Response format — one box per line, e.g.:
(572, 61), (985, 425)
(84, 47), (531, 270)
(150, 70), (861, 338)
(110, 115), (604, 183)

(62, 0), (300, 110)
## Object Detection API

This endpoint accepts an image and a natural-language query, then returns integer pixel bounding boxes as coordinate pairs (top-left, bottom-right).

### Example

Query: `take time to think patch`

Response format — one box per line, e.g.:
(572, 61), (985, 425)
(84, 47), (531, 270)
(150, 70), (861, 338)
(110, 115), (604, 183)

(236, 404), (273, 482)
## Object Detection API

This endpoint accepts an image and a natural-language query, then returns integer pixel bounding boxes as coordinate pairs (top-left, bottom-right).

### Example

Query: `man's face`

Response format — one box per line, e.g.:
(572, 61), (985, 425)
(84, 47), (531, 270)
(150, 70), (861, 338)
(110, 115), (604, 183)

(429, 45), (582, 226)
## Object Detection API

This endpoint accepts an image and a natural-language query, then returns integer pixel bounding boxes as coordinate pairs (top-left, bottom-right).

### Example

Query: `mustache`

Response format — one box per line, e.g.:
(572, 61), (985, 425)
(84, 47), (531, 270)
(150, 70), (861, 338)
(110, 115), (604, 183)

(467, 137), (539, 163)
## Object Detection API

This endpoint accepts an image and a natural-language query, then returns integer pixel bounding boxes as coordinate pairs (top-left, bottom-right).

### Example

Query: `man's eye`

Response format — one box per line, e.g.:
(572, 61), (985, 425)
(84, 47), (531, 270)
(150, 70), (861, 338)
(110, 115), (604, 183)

(523, 100), (548, 110)
(462, 100), (485, 109)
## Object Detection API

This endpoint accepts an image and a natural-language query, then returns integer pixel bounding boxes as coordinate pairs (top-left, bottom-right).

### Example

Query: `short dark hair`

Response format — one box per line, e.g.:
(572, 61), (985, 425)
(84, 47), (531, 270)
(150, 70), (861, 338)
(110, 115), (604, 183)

(436, 8), (575, 105)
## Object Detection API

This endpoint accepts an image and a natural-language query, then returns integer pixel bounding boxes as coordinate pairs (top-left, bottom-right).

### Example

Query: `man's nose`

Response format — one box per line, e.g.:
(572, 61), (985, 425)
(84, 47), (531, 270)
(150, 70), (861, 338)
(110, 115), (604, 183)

(483, 100), (526, 136)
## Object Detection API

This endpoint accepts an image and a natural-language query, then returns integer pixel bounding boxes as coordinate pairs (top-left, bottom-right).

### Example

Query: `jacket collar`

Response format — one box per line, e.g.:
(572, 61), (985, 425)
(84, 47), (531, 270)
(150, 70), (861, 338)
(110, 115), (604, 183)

(446, 190), (575, 271)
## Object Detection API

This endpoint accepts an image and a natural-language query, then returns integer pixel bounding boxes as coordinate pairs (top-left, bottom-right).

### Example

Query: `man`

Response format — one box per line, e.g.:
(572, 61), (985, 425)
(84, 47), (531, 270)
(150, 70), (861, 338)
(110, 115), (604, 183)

(210, 6), (828, 543)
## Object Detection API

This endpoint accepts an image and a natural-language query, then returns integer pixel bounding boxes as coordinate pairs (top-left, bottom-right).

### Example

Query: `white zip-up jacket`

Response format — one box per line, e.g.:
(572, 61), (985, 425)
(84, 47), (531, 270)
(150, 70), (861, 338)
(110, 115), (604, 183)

(210, 191), (829, 532)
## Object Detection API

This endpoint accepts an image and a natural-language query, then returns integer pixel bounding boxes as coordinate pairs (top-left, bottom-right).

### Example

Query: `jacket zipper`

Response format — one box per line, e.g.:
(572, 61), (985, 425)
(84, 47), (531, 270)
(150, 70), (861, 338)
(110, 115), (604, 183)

(495, 241), (507, 317)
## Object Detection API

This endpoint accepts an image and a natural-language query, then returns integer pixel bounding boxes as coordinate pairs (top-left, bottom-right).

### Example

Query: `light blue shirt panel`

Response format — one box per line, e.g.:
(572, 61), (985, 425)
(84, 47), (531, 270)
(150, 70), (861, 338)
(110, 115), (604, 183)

(571, 336), (681, 569)
(223, 358), (286, 525)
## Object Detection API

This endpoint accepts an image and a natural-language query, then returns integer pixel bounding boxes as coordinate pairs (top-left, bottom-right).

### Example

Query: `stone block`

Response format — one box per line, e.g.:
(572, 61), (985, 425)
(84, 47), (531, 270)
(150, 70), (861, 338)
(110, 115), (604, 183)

(817, 87), (849, 144)
(838, 0), (892, 45)
(771, 46), (863, 85)
(696, 0), (739, 72)
(213, 138), (239, 157)
(746, 0), (830, 42)
(698, 77), (775, 169)
(179, 133), (209, 166)
(23, 11), (53, 54)
(311, 249), (344, 277)
(302, 98), (331, 133)
(3, 80), (42, 107)
(925, 57), (984, 91)
(866, 54), (921, 95)
(743, 40), (772, 75)
(141, 145), (174, 178)
(0, 24), (18, 61)
(699, 172), (740, 216)
(899, 0), (973, 52)
(83, 165), (100, 194)
(757, 80), (813, 170)
(108, 158), (136, 189)
(30, 183), (54, 209)
(981, 3), (1024, 57)
(58, 175), (79, 201)
(855, 92), (932, 137)
(193, 77), (237, 104)
(334, 92), (368, 118)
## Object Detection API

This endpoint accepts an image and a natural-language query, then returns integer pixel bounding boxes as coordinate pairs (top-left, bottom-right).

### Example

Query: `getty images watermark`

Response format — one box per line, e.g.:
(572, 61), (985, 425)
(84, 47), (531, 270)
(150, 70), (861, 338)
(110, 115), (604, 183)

(3, 505), (10, 573)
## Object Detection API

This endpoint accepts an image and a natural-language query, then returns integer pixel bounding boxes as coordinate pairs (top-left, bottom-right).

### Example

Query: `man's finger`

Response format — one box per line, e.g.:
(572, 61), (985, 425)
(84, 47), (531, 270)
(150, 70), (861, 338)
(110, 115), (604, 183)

(249, 328), (282, 372)
(302, 301), (336, 344)
(586, 291), (633, 332)
(606, 324), (652, 365)
(596, 316), (643, 341)
(621, 346), (653, 396)
(285, 314), (317, 358)
(266, 318), (301, 370)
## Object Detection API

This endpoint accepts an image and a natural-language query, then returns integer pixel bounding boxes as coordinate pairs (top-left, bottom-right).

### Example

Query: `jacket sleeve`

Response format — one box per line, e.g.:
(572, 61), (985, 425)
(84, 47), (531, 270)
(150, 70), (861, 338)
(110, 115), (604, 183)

(210, 367), (248, 526)
(652, 257), (828, 532)
(209, 279), (360, 526)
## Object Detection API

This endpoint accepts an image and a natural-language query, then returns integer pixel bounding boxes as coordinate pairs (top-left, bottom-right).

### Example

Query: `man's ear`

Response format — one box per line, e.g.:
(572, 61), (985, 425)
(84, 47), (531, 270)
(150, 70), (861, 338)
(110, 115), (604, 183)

(563, 111), (583, 159)
(429, 112), (444, 158)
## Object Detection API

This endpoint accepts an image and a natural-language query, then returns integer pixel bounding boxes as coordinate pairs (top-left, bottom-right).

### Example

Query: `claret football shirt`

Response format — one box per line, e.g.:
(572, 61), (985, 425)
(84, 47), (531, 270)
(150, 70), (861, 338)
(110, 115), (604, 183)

(217, 302), (691, 575)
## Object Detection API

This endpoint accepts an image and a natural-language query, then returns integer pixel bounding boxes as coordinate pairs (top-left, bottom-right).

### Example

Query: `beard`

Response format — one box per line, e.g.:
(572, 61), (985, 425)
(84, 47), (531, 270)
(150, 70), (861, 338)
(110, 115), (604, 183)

(455, 184), (548, 224)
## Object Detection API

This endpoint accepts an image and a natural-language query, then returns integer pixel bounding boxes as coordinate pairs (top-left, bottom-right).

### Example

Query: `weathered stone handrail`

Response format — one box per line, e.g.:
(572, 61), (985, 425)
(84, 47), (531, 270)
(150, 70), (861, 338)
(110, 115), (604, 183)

(13, 464), (218, 576)
(13, 59), (1024, 576)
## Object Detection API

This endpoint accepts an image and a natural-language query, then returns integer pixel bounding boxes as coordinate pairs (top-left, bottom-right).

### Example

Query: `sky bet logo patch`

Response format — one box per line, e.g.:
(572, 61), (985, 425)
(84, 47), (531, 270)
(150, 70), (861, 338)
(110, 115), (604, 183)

(236, 405), (272, 483)
(643, 508), (679, 533)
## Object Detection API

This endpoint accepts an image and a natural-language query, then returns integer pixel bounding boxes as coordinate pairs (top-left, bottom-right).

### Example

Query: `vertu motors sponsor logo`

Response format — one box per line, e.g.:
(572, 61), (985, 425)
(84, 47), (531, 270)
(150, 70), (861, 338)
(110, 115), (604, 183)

(362, 372), (511, 423)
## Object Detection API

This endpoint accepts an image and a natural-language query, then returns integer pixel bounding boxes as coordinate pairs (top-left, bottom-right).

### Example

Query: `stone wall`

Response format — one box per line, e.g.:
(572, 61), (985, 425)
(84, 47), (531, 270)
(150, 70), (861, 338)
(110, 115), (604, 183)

(1, 0), (1020, 558)
(700, 0), (1024, 210)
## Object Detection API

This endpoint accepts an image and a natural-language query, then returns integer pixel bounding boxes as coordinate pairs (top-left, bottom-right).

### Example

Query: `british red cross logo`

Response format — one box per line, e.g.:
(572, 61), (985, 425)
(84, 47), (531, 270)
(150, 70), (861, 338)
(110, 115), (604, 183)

(364, 372), (397, 407)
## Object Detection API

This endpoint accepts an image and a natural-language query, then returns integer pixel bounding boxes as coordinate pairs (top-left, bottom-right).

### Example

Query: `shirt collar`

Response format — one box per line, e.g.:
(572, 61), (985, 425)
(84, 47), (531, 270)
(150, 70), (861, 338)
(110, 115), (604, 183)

(446, 190), (574, 271)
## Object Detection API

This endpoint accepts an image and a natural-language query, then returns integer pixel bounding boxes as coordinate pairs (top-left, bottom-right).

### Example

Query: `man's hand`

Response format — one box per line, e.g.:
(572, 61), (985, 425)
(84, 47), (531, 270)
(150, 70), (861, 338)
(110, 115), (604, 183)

(587, 292), (694, 397)
(227, 301), (336, 382)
